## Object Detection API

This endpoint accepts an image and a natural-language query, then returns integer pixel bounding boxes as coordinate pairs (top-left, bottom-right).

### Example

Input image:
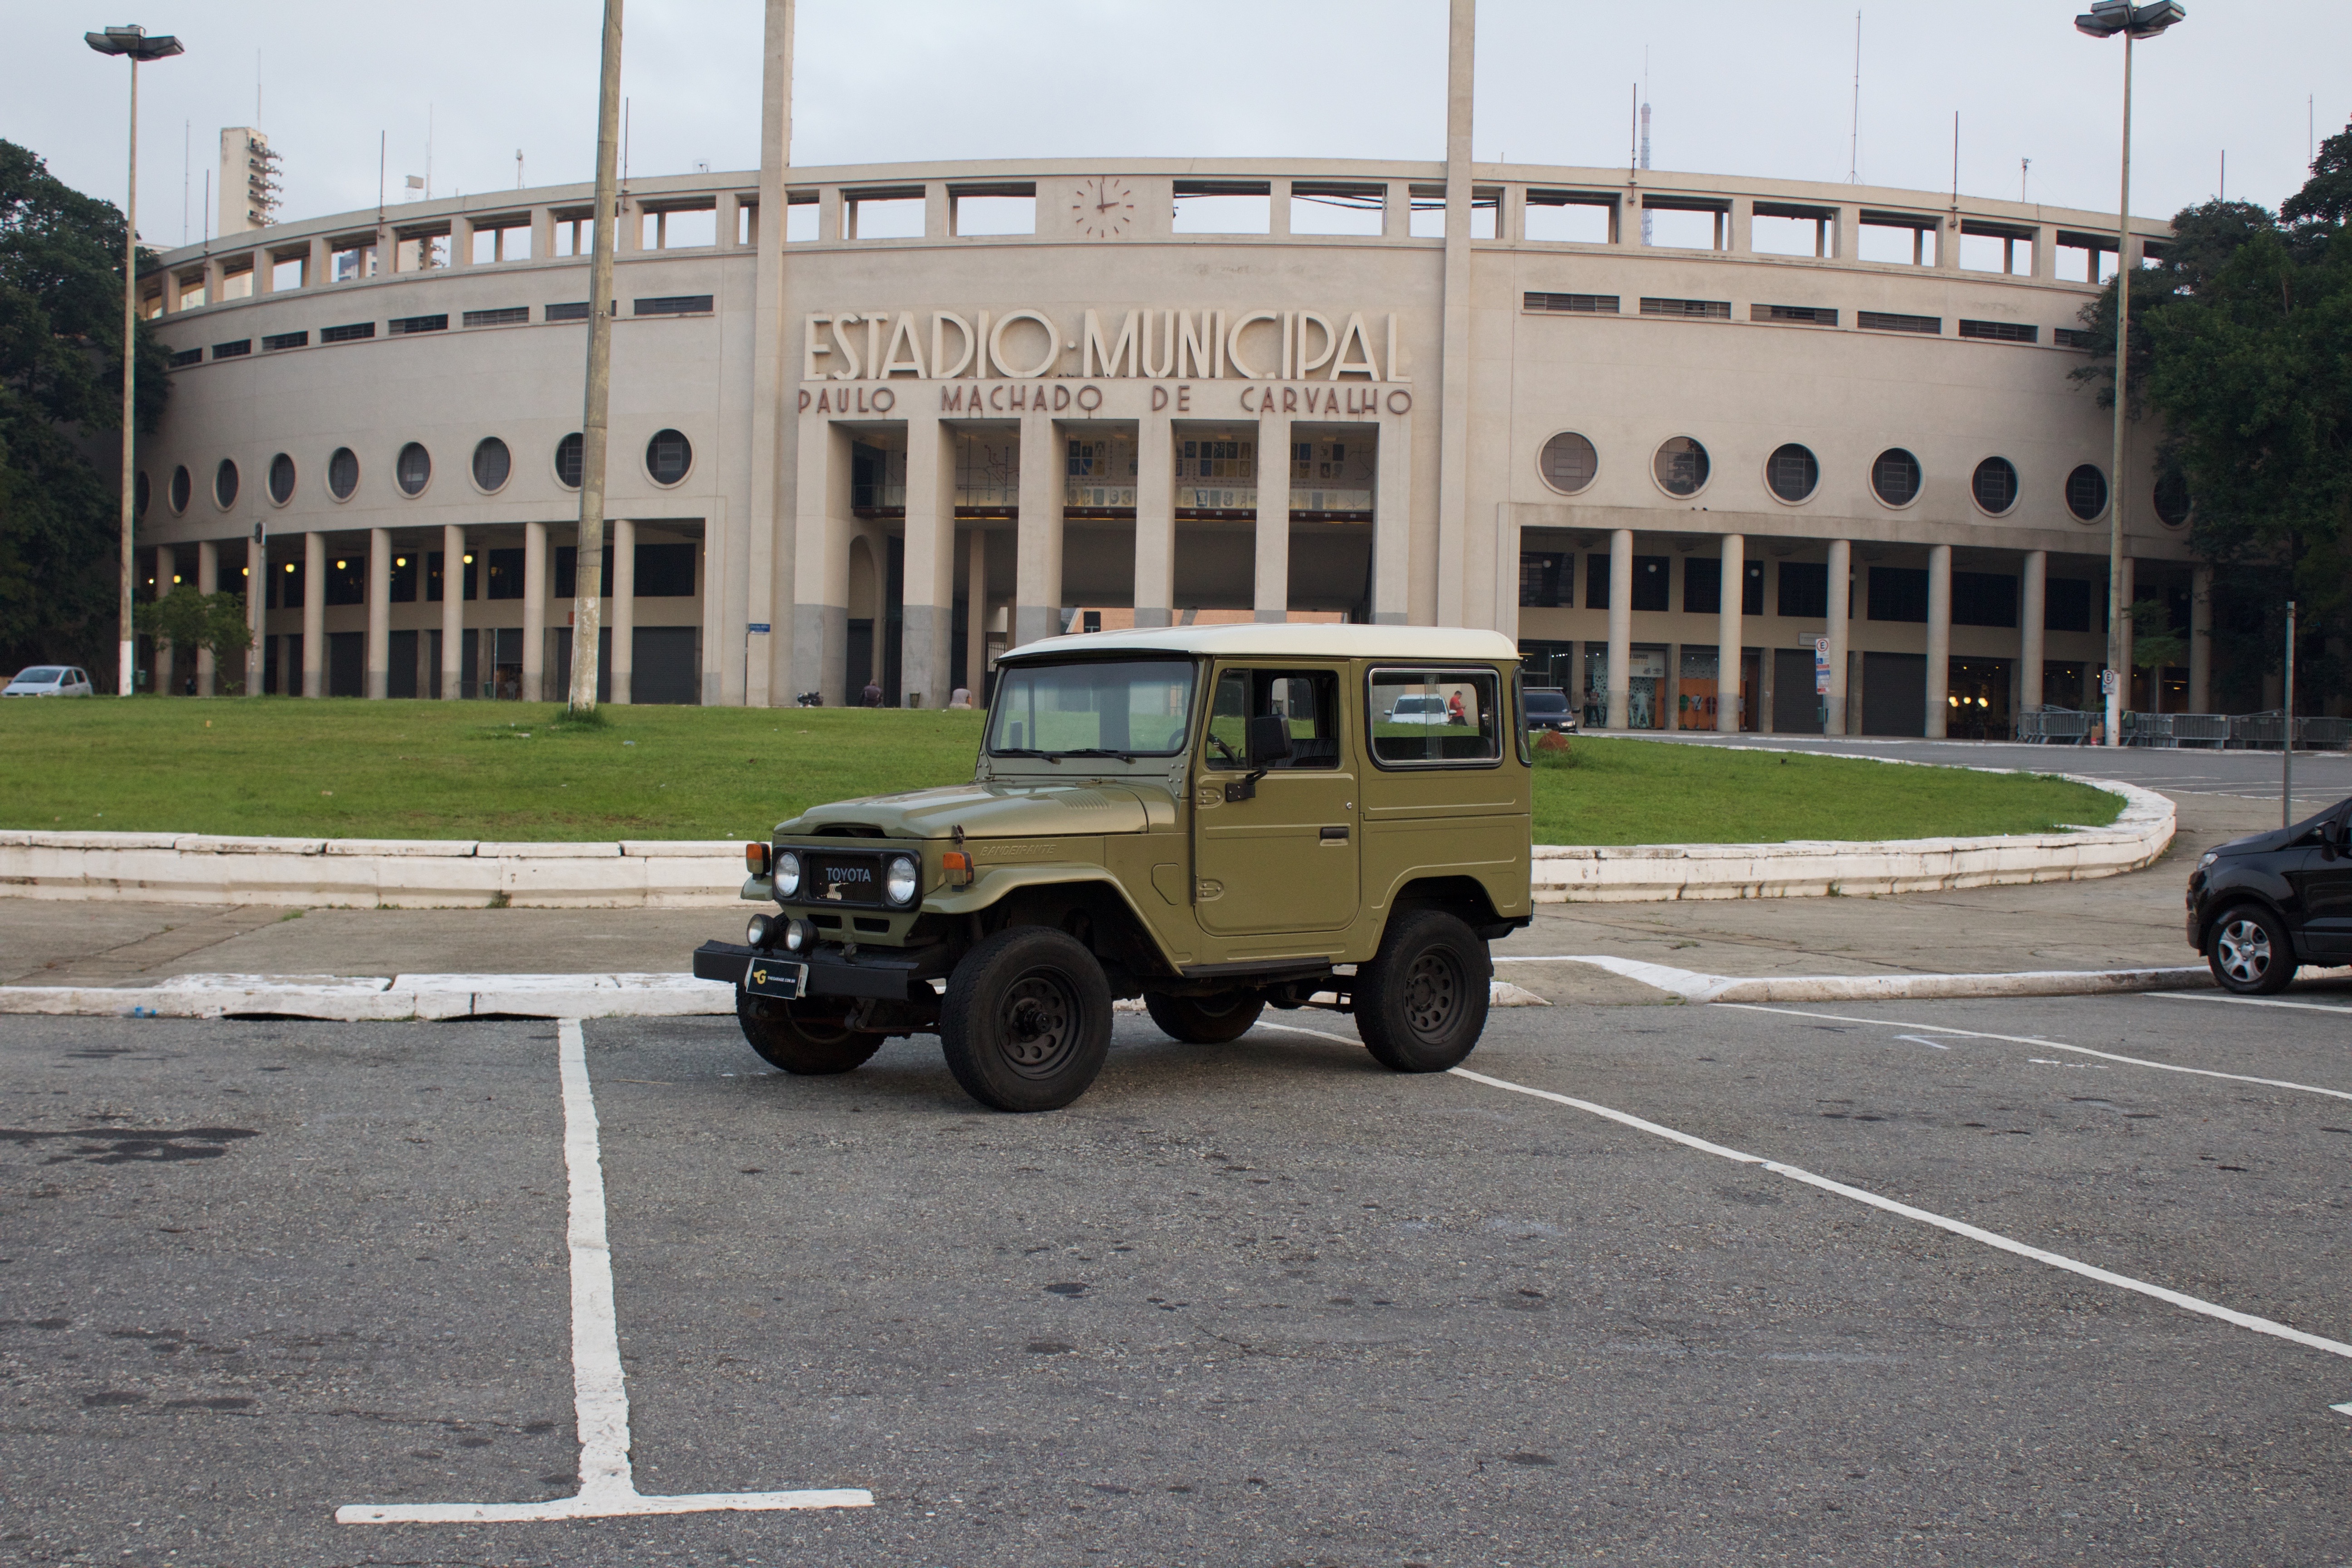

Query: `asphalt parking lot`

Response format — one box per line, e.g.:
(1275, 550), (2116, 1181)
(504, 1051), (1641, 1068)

(5, 987), (2350, 1566)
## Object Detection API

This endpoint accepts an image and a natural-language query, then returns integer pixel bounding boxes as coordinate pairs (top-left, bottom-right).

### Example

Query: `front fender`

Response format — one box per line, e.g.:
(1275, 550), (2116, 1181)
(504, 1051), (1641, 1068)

(925, 863), (1183, 973)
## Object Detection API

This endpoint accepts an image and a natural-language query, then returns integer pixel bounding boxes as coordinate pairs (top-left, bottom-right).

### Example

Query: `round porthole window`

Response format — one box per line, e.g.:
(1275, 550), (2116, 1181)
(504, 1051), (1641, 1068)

(555, 432), (583, 490)
(1971, 456), (2018, 515)
(396, 442), (432, 497)
(1765, 443), (1818, 504)
(168, 465), (191, 514)
(214, 458), (240, 510)
(134, 471), (151, 517)
(472, 436), (512, 494)
(268, 452), (296, 505)
(2153, 470), (2191, 527)
(327, 447), (359, 501)
(645, 428), (693, 487)
(1652, 436), (1710, 498)
(1537, 431), (1598, 495)
(2065, 463), (2107, 521)
(1870, 447), (1922, 507)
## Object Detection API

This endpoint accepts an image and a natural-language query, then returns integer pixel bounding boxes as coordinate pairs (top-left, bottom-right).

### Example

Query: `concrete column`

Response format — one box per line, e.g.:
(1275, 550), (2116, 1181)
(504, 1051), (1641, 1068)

(867, 540), (887, 695)
(1824, 539), (1851, 735)
(1014, 411), (1064, 646)
(1727, 198), (1753, 255)
(307, 235), (330, 289)
(901, 413), (954, 706)
(1253, 409), (1292, 622)
(1716, 534), (1744, 733)
(2019, 549), (2048, 713)
(1925, 544), (1952, 738)
(301, 532), (326, 697)
(792, 416), (848, 704)
(1381, 181), (1410, 240)
(1606, 529), (1632, 731)
(2190, 563), (2213, 712)
(1268, 179), (1291, 239)
(365, 528), (392, 699)
(1432, 0), (1475, 626)
(1372, 416), (1411, 623)
(2116, 556), (2135, 709)
(610, 519), (636, 704)
(964, 526), (988, 700)
(151, 546), (173, 695)
(1132, 416), (1174, 628)
(195, 541), (218, 695)
(523, 521), (548, 701)
(448, 217), (473, 270)
(440, 525), (466, 699)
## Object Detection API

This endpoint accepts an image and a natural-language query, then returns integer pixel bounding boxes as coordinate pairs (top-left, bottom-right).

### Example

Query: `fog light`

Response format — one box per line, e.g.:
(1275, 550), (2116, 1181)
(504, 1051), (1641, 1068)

(885, 853), (919, 906)
(784, 917), (813, 953)
(746, 913), (776, 948)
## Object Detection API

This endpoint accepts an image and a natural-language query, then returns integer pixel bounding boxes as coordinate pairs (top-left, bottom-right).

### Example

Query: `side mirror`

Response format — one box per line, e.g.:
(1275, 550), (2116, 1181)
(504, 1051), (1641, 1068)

(2323, 817), (2344, 852)
(1245, 713), (1295, 769)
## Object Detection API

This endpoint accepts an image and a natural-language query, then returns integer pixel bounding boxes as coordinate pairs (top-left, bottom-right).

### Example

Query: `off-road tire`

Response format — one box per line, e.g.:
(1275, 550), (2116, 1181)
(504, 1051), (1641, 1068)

(2209, 903), (2297, 996)
(1355, 909), (1491, 1073)
(1145, 989), (1266, 1044)
(735, 989), (885, 1075)
(940, 926), (1114, 1112)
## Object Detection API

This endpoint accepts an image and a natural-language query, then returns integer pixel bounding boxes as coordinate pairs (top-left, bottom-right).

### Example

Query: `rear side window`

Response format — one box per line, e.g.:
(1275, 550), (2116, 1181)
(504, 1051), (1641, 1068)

(1205, 668), (1342, 769)
(1369, 667), (1502, 766)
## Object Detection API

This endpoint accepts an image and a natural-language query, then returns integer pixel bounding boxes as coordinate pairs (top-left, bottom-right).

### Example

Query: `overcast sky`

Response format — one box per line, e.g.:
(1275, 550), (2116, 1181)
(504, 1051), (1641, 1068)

(7, 0), (2343, 247)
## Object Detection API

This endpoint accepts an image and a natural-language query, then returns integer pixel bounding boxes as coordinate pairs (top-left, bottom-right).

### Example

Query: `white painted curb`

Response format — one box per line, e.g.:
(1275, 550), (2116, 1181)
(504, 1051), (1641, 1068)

(1499, 954), (2217, 1003)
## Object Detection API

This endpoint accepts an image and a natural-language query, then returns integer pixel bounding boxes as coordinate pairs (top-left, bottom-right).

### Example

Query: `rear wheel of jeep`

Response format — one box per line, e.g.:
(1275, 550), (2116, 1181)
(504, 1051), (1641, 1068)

(1356, 909), (1491, 1073)
(735, 990), (885, 1075)
(941, 927), (1114, 1112)
(1145, 989), (1266, 1044)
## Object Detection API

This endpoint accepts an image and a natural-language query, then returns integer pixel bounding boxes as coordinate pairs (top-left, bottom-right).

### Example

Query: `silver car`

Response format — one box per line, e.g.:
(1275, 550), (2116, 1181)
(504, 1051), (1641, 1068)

(3, 666), (95, 697)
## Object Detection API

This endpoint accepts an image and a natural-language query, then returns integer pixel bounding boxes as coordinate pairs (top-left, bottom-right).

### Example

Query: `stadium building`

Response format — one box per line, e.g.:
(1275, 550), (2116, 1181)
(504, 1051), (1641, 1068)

(129, 1), (2195, 736)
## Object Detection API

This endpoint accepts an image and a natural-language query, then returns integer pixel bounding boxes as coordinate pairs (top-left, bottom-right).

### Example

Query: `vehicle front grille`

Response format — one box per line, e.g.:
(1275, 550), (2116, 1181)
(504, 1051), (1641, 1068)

(797, 847), (888, 908)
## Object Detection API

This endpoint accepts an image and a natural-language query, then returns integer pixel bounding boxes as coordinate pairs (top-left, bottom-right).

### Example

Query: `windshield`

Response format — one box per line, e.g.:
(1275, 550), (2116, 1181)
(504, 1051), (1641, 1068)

(13, 668), (62, 683)
(1526, 691), (1567, 712)
(986, 660), (1197, 758)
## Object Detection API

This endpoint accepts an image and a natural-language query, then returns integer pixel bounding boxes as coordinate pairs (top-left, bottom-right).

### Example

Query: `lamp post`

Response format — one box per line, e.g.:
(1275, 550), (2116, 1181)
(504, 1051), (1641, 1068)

(2073, 0), (2184, 747)
(84, 23), (183, 698)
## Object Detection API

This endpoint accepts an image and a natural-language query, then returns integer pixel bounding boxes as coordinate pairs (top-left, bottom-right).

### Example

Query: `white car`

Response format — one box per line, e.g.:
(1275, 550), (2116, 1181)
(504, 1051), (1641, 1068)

(4, 666), (94, 697)
(1384, 694), (1453, 725)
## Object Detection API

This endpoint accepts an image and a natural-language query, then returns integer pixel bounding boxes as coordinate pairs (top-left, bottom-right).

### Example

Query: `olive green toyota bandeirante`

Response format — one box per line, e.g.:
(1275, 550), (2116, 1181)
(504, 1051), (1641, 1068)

(692, 624), (1533, 1111)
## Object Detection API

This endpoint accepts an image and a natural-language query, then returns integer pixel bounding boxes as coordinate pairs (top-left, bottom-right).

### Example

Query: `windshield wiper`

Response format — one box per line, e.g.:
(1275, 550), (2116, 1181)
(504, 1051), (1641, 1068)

(991, 747), (1061, 764)
(1050, 747), (1139, 763)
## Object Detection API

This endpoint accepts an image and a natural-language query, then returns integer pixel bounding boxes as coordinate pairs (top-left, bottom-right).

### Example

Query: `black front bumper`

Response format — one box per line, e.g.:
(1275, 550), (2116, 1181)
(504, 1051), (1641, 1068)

(693, 939), (949, 1001)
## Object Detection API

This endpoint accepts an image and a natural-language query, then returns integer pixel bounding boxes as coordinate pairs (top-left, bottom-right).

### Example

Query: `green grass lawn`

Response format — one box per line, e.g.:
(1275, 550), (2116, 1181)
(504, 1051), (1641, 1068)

(0, 698), (2121, 845)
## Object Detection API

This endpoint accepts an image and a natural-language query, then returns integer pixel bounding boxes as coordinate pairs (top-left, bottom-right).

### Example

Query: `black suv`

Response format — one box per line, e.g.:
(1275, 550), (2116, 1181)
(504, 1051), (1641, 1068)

(2187, 796), (2352, 993)
(1524, 686), (1578, 736)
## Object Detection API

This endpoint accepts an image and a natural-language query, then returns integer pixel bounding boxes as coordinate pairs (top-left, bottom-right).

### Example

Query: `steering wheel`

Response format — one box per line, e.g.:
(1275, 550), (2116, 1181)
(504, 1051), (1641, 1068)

(1209, 733), (1240, 764)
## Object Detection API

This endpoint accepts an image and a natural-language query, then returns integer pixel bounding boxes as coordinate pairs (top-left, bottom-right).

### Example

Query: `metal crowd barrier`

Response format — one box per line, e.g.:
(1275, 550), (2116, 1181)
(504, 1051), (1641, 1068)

(2123, 711), (2230, 748)
(2225, 712), (2352, 750)
(2015, 706), (2092, 744)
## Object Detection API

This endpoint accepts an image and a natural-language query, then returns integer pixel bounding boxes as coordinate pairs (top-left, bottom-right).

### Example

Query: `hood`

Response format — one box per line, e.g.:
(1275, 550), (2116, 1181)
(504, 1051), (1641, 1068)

(780, 780), (1176, 840)
(2208, 824), (2299, 858)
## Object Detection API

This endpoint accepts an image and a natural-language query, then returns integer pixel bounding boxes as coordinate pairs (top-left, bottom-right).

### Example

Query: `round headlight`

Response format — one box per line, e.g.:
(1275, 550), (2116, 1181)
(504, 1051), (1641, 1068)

(774, 849), (801, 898)
(885, 853), (919, 907)
(745, 913), (775, 948)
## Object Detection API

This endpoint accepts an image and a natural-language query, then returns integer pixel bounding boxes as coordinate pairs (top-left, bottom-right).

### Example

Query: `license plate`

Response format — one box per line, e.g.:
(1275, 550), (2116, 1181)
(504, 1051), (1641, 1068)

(742, 958), (807, 1000)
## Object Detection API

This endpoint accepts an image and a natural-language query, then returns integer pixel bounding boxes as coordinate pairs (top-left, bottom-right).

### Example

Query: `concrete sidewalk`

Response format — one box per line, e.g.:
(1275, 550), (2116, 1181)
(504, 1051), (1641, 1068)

(0, 777), (2267, 1003)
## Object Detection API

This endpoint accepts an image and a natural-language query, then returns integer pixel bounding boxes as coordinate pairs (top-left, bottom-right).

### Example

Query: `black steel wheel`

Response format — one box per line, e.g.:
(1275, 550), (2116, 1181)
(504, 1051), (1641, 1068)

(1355, 909), (1491, 1073)
(1144, 989), (1266, 1044)
(940, 926), (1113, 1111)
(2209, 904), (2297, 996)
(735, 989), (885, 1075)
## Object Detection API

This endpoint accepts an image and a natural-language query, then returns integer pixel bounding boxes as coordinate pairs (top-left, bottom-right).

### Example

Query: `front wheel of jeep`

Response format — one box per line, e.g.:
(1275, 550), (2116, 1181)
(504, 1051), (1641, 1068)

(1145, 989), (1266, 1044)
(736, 990), (885, 1075)
(1356, 909), (1491, 1073)
(940, 927), (1114, 1112)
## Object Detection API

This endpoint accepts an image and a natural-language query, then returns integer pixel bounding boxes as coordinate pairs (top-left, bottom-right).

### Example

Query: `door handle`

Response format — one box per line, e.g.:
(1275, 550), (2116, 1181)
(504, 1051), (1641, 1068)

(1319, 825), (1349, 841)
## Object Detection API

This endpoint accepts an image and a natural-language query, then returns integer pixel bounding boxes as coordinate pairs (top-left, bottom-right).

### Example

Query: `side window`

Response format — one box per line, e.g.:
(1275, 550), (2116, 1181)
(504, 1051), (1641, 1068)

(1369, 667), (1503, 766)
(1511, 668), (1531, 764)
(1204, 668), (1342, 770)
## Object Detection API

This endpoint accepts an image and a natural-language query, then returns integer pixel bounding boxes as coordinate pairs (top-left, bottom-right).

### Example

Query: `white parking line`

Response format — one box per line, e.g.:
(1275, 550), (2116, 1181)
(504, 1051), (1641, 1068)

(335, 1019), (874, 1524)
(1715, 1004), (2352, 1104)
(2149, 992), (2352, 1015)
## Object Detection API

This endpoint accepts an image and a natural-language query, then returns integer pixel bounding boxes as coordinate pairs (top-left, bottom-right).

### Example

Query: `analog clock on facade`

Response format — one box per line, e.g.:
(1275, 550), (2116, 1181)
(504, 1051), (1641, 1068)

(1072, 176), (1135, 239)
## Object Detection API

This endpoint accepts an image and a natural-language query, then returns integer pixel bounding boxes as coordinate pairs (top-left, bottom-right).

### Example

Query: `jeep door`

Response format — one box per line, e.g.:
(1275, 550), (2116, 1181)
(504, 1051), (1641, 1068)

(1192, 665), (1357, 934)
(1359, 663), (1530, 916)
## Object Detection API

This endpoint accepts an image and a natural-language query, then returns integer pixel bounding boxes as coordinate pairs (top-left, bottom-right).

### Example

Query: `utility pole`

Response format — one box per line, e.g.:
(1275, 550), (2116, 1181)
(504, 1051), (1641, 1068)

(2282, 601), (2296, 827)
(568, 0), (624, 714)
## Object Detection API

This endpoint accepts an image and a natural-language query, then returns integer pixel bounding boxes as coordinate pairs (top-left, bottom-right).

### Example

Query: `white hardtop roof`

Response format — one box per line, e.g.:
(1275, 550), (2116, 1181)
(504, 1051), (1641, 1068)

(996, 623), (1521, 664)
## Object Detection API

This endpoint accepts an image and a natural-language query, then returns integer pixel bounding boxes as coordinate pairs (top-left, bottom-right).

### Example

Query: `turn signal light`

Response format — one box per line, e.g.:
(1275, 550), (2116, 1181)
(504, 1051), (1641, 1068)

(941, 850), (974, 887)
(745, 842), (772, 877)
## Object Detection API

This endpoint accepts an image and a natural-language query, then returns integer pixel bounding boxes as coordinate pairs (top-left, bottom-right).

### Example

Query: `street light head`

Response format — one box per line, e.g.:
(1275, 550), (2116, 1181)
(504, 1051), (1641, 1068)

(2128, 1), (2185, 37)
(84, 24), (183, 61)
(2074, 0), (2130, 36)
(2074, 1), (2185, 39)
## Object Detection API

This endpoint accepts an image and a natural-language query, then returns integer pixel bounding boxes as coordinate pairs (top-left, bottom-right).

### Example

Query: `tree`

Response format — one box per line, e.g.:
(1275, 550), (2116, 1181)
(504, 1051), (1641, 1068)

(0, 139), (171, 685)
(2076, 124), (2352, 711)
(132, 584), (252, 692)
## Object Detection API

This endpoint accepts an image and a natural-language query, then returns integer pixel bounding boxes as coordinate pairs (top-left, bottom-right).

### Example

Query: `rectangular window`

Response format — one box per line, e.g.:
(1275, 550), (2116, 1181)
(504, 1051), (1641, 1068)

(1172, 181), (1270, 235)
(1742, 560), (1764, 616)
(642, 206), (716, 250)
(1519, 552), (1571, 608)
(1858, 310), (1942, 335)
(388, 314), (449, 336)
(168, 347), (202, 368)
(1751, 205), (1837, 257)
(261, 330), (308, 351)
(1867, 566), (1929, 623)
(211, 339), (251, 359)
(2053, 327), (2098, 350)
(1683, 557), (1721, 615)
(390, 553), (419, 603)
(1753, 304), (1838, 326)
(486, 547), (526, 601)
(1858, 212), (1938, 265)
(270, 253), (307, 291)
(1958, 318), (2038, 343)
(1524, 292), (1620, 314)
(784, 194), (818, 243)
(463, 306), (531, 328)
(554, 545), (617, 600)
(1777, 561), (1829, 619)
(1524, 191), (1613, 244)
(1290, 181), (1385, 237)
(635, 295), (714, 317)
(426, 551), (444, 603)
(1640, 297), (1731, 320)
(324, 554), (367, 607)
(1631, 555), (1670, 613)
(2045, 578), (2093, 633)
(1205, 669), (1342, 770)
(1952, 571), (2018, 627)
(951, 183), (1035, 236)
(546, 301), (591, 322)
(1642, 204), (1725, 251)
(320, 321), (374, 343)
(844, 189), (925, 240)
(1583, 554), (1611, 609)
(1368, 668), (1503, 767)
(634, 542), (698, 598)
(279, 560), (304, 608)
